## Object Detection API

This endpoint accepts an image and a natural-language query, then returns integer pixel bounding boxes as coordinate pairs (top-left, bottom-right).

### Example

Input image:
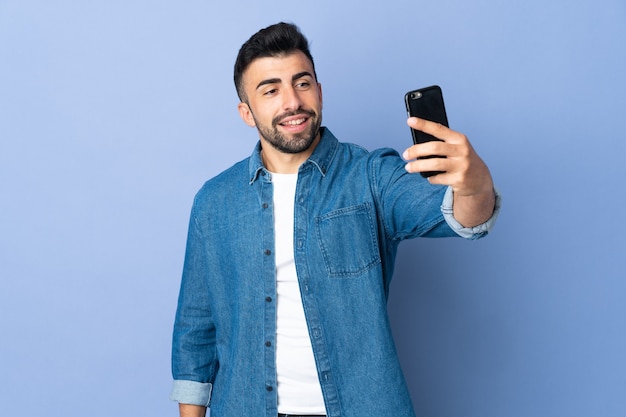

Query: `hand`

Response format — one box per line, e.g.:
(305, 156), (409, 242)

(403, 117), (495, 227)
(403, 117), (492, 196)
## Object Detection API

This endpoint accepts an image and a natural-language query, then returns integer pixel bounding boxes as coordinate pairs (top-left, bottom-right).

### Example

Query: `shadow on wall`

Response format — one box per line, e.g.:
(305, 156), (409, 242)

(388, 235), (513, 415)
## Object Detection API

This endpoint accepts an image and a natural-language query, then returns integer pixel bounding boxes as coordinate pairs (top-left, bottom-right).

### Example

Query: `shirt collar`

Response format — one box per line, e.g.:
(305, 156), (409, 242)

(248, 127), (338, 184)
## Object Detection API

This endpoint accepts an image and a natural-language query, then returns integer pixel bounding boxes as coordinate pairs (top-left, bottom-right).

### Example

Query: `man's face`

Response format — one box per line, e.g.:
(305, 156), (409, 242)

(238, 51), (322, 154)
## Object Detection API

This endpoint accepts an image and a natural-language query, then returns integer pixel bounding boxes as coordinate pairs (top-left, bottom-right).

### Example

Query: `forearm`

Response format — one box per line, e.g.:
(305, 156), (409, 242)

(179, 403), (207, 417)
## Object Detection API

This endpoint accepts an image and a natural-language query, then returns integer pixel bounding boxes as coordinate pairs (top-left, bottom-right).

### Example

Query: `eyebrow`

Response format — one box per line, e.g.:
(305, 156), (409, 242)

(255, 71), (314, 90)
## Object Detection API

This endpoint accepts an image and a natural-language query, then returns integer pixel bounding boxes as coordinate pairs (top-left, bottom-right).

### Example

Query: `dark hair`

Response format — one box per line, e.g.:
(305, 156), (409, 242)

(234, 22), (316, 102)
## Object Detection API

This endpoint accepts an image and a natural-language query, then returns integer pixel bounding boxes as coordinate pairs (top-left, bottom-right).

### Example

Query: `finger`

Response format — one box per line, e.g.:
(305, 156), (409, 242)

(407, 117), (463, 143)
(402, 141), (449, 161)
(404, 156), (448, 175)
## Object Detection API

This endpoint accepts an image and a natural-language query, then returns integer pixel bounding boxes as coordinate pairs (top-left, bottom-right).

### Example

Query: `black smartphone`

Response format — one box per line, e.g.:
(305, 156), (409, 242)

(404, 85), (448, 177)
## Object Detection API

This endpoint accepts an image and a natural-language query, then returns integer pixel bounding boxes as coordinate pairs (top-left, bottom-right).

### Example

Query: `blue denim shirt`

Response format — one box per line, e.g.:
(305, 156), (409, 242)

(171, 127), (500, 417)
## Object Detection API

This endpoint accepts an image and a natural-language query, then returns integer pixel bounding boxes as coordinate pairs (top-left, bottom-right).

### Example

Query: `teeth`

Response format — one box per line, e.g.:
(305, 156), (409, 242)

(283, 118), (305, 126)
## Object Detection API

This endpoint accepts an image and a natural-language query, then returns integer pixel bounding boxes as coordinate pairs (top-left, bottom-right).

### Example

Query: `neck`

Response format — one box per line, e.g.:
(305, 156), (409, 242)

(260, 136), (320, 174)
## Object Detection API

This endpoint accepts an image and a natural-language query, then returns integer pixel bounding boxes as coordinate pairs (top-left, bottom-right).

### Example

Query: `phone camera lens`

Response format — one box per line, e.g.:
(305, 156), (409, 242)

(411, 92), (422, 100)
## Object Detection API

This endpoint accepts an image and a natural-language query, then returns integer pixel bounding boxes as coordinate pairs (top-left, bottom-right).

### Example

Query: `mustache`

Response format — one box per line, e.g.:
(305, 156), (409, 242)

(272, 109), (317, 126)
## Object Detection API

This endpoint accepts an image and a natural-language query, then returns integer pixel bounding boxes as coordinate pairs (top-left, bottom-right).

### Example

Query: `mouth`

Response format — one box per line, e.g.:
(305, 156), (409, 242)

(279, 117), (308, 127)
(275, 113), (313, 134)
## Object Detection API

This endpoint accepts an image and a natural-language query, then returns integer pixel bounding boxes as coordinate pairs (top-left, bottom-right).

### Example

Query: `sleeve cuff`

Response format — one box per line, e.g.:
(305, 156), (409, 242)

(170, 379), (212, 407)
(441, 186), (501, 240)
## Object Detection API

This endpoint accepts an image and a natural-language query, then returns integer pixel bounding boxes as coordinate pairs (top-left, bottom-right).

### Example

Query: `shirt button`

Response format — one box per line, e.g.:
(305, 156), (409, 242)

(262, 203), (268, 209)
(264, 249), (271, 255)
(265, 341), (272, 347)
(265, 296), (272, 302)
(266, 385), (273, 392)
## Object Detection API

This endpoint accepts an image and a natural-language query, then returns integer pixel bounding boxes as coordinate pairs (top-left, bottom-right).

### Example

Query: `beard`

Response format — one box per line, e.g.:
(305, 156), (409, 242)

(253, 108), (321, 154)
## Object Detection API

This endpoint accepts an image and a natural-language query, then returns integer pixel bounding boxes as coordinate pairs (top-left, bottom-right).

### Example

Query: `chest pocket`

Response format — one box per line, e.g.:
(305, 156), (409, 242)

(315, 202), (381, 277)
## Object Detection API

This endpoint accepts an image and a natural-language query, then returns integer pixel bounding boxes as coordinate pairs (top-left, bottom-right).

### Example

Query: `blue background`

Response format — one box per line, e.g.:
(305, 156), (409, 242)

(1, 1), (625, 416)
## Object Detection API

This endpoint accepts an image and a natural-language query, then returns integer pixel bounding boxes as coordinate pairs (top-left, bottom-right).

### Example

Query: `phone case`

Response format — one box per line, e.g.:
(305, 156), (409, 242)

(404, 85), (448, 177)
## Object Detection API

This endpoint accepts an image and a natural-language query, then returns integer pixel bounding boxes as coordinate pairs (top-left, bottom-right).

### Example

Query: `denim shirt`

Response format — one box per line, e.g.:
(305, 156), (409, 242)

(171, 127), (500, 417)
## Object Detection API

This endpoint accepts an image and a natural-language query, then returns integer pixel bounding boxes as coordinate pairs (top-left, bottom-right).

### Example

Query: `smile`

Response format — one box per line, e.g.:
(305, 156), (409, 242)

(279, 117), (307, 126)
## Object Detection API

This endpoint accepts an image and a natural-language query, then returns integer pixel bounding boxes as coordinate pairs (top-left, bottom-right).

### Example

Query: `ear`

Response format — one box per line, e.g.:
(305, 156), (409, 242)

(237, 102), (256, 127)
(317, 82), (323, 109)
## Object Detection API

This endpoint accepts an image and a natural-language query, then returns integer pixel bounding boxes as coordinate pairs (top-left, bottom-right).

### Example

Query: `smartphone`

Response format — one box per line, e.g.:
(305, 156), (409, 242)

(404, 85), (448, 177)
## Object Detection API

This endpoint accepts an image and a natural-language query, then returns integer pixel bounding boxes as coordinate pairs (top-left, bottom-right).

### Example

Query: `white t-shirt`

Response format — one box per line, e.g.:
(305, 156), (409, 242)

(271, 172), (326, 414)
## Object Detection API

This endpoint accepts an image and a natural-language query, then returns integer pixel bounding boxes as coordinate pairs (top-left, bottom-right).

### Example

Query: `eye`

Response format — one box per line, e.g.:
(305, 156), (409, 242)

(295, 81), (311, 89)
(263, 88), (278, 96)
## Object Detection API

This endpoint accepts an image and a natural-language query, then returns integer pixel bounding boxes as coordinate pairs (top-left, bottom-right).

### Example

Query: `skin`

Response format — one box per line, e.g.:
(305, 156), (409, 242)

(403, 117), (495, 227)
(178, 403), (206, 417)
(178, 50), (496, 416)
(237, 51), (323, 174)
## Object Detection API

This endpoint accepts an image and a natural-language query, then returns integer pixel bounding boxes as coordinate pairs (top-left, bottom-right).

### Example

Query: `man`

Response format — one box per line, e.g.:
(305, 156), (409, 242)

(170, 22), (500, 417)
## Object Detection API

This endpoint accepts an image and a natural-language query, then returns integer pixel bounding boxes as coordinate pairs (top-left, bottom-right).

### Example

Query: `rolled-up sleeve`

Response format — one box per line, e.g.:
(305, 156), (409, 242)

(170, 380), (212, 406)
(441, 186), (502, 240)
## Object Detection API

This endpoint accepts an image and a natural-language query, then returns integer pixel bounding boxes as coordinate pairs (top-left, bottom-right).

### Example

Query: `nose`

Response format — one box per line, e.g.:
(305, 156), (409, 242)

(282, 86), (303, 112)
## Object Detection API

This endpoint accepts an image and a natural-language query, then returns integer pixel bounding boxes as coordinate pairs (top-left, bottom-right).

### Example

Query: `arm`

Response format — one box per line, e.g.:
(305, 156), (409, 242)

(403, 117), (496, 228)
(179, 404), (207, 417)
(170, 208), (217, 409)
